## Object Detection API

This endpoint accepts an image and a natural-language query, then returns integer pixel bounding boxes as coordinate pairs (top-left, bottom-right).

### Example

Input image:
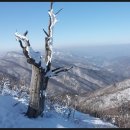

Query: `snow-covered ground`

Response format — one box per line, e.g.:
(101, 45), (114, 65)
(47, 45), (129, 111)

(0, 94), (117, 128)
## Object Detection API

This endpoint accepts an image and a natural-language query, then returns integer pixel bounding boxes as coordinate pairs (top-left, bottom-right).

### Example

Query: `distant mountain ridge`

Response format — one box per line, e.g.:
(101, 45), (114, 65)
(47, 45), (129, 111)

(0, 50), (126, 95)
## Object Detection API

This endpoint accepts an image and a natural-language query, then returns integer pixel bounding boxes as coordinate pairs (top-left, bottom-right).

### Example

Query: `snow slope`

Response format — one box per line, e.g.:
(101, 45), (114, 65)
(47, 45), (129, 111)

(0, 95), (117, 128)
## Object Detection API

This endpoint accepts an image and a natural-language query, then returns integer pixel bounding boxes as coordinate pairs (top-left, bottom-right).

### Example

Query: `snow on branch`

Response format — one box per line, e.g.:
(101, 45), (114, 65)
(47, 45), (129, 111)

(48, 9), (57, 38)
(26, 46), (46, 69)
(15, 32), (30, 47)
(15, 31), (46, 70)
(45, 66), (73, 78)
(44, 3), (59, 66)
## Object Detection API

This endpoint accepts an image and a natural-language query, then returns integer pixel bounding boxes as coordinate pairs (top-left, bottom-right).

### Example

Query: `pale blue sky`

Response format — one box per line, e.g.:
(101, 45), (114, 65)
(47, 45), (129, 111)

(0, 2), (130, 51)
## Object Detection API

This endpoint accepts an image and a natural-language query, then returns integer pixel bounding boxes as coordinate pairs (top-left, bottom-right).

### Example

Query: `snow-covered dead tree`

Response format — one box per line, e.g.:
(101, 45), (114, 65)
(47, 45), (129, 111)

(15, 2), (73, 118)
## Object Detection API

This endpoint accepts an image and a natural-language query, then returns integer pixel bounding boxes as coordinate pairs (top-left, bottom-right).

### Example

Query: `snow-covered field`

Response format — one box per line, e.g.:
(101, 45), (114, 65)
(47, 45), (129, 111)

(0, 94), (117, 128)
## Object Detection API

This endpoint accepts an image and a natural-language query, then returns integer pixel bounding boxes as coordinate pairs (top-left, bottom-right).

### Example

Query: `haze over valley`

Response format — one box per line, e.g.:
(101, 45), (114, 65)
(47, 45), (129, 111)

(1, 43), (130, 127)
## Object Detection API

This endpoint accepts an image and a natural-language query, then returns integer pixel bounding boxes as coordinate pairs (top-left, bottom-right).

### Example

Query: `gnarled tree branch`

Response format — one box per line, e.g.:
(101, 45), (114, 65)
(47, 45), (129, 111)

(54, 66), (73, 75)
(55, 8), (63, 15)
(44, 2), (57, 67)
(15, 31), (46, 70)
(45, 66), (73, 78)
(43, 28), (49, 37)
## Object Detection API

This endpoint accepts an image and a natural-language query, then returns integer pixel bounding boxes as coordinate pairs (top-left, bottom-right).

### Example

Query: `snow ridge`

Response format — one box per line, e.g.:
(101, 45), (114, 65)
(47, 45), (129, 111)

(0, 85), (117, 128)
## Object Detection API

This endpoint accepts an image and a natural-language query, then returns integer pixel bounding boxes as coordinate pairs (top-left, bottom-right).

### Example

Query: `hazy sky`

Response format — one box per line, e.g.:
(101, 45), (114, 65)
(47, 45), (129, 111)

(0, 2), (130, 51)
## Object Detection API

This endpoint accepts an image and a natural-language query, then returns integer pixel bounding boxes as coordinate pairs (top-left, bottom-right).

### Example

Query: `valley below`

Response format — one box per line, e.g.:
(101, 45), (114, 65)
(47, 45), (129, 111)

(1, 45), (130, 128)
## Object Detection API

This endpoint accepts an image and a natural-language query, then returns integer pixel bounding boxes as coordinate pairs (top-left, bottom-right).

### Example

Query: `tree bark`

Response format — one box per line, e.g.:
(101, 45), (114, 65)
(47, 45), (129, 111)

(26, 65), (47, 118)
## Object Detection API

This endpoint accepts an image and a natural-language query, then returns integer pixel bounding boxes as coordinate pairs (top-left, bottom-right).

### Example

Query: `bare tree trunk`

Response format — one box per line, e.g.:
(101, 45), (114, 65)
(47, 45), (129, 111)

(26, 66), (44, 117)
(26, 65), (50, 118)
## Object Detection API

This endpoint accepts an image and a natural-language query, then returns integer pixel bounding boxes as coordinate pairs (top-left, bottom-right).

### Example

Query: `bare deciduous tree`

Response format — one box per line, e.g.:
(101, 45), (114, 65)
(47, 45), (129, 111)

(15, 2), (73, 118)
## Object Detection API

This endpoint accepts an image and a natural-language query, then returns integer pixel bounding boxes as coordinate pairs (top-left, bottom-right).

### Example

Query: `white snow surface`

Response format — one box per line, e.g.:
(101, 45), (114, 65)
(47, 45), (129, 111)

(15, 32), (46, 70)
(48, 9), (57, 37)
(15, 32), (29, 42)
(0, 94), (117, 128)
(26, 46), (46, 69)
